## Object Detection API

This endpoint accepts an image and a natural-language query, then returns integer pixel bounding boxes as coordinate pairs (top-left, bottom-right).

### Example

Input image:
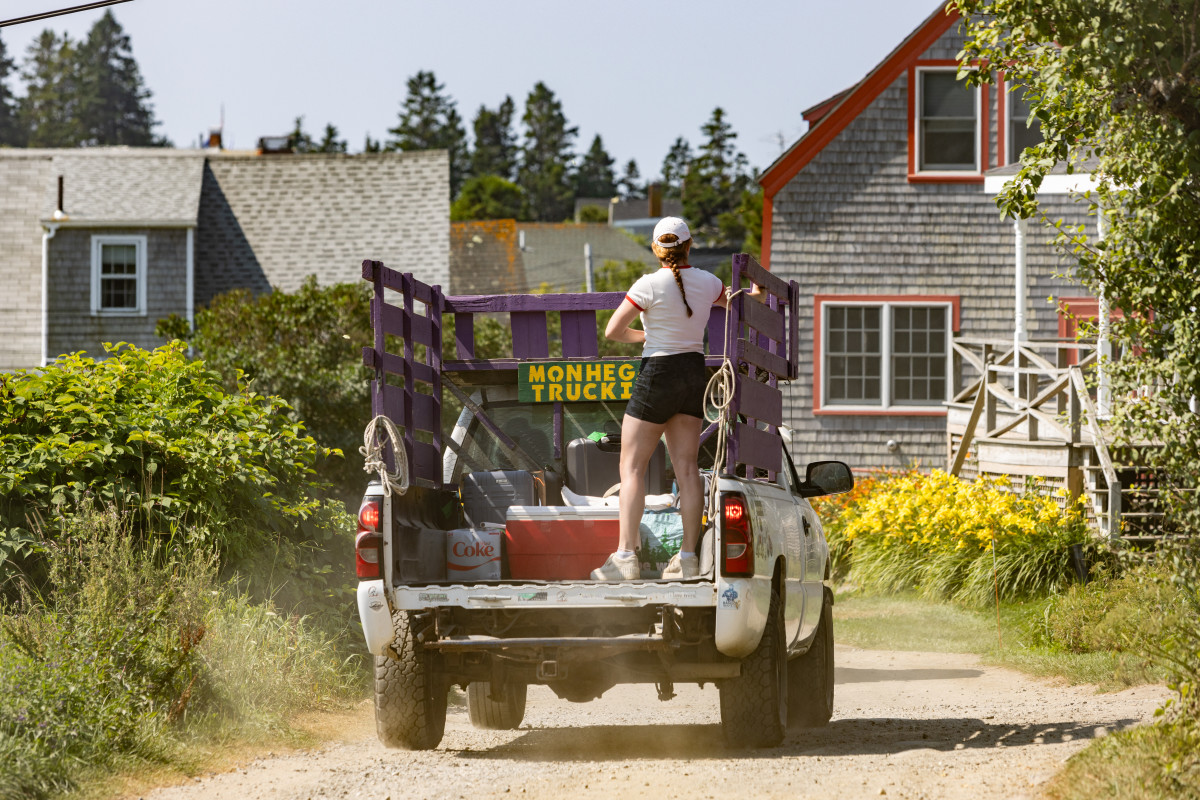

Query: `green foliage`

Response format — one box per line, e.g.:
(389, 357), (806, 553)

(450, 174), (525, 222)
(660, 136), (692, 201)
(181, 278), (371, 504)
(18, 30), (80, 147)
(470, 95), (517, 181)
(732, 187), (763, 259)
(0, 342), (334, 577)
(288, 116), (346, 154)
(618, 158), (643, 199)
(953, 0), (1200, 537)
(592, 259), (649, 359)
(577, 204), (608, 224)
(684, 107), (752, 245)
(575, 134), (616, 198)
(0, 508), (362, 800)
(0, 34), (21, 147)
(518, 81), (578, 222)
(387, 70), (469, 195)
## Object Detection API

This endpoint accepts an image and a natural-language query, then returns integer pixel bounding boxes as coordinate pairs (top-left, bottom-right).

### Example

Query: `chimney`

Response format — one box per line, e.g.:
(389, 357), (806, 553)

(206, 127), (223, 150)
(647, 183), (662, 218)
(52, 175), (67, 221)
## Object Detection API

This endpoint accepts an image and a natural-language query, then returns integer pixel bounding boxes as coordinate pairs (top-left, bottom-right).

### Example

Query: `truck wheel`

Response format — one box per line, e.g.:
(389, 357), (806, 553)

(374, 612), (447, 750)
(466, 681), (527, 730)
(719, 586), (787, 748)
(788, 586), (834, 728)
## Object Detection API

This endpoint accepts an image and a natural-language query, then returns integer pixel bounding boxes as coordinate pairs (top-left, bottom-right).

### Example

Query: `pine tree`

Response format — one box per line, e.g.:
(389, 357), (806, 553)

(387, 70), (469, 195)
(471, 96), (517, 181)
(518, 81), (578, 222)
(288, 115), (315, 152)
(0, 33), (21, 146)
(76, 11), (160, 146)
(660, 137), (692, 201)
(683, 107), (749, 242)
(574, 134), (616, 198)
(618, 159), (642, 199)
(363, 133), (382, 153)
(20, 30), (81, 147)
(317, 123), (346, 153)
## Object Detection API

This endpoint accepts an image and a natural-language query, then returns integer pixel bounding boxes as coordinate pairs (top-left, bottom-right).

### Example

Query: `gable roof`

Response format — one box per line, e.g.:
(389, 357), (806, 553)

(195, 150), (449, 305)
(450, 220), (525, 295)
(0, 147), (206, 226)
(759, 4), (960, 198)
(518, 223), (652, 291)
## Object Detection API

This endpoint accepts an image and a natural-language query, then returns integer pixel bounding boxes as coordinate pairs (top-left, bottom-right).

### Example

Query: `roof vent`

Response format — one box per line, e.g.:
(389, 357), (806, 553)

(257, 135), (292, 155)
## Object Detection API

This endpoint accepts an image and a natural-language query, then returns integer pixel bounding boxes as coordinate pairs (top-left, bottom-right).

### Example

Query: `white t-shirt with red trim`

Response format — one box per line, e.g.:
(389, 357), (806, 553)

(624, 265), (725, 357)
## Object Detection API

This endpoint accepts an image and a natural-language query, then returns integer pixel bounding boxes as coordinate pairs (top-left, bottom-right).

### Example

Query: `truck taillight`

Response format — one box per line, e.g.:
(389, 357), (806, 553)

(721, 495), (754, 577)
(356, 498), (382, 579)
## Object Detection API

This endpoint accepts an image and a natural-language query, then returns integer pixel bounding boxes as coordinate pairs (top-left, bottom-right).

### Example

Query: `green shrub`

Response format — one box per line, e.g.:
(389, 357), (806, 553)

(1041, 565), (1183, 655)
(0, 341), (335, 581)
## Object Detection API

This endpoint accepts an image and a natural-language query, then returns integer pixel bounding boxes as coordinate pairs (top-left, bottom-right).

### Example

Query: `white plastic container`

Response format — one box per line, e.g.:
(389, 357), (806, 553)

(446, 527), (502, 581)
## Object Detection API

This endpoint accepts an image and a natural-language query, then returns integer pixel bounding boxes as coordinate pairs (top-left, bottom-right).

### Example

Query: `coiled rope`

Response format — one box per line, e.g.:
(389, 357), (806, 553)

(702, 287), (746, 518)
(360, 414), (409, 497)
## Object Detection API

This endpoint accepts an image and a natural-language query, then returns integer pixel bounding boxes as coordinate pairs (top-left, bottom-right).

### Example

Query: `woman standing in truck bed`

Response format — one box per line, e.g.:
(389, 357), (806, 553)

(591, 217), (727, 582)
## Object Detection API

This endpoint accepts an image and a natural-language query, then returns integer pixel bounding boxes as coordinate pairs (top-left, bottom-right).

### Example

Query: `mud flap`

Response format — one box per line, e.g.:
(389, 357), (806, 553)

(358, 580), (394, 655)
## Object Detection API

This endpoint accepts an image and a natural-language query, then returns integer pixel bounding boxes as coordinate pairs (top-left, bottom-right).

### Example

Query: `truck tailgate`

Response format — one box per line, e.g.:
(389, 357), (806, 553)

(387, 580), (717, 610)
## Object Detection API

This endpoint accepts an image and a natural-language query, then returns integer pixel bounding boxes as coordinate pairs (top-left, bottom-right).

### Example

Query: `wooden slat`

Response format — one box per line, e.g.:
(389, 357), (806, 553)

(446, 292), (625, 313)
(949, 382), (987, 476)
(454, 312), (475, 360)
(740, 293), (784, 342)
(737, 339), (790, 378)
(733, 253), (790, 300)
(411, 440), (441, 485)
(561, 310), (599, 358)
(735, 423), (782, 474)
(365, 349), (437, 386)
(736, 374), (783, 425)
(984, 411), (1029, 440)
(379, 303), (437, 346)
(511, 311), (550, 358)
(707, 306), (727, 356)
(788, 281), (800, 380)
(951, 340), (987, 374)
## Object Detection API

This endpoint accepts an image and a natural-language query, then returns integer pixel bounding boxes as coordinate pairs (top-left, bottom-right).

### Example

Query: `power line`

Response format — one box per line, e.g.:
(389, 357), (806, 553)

(1, 0), (135, 29)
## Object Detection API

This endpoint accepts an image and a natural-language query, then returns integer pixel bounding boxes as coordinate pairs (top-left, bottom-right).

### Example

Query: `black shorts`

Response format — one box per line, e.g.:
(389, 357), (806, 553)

(625, 352), (706, 424)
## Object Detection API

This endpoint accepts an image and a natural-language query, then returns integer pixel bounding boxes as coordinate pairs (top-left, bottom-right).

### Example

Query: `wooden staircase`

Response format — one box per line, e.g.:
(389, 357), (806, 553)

(945, 338), (1167, 542)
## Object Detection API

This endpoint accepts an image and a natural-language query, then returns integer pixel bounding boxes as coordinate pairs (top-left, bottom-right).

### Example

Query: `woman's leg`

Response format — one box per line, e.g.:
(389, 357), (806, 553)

(662, 413), (703, 553)
(618, 414), (668, 552)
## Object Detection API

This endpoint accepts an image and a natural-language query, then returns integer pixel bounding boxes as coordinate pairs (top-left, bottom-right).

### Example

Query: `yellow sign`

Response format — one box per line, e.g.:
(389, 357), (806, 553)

(517, 360), (640, 403)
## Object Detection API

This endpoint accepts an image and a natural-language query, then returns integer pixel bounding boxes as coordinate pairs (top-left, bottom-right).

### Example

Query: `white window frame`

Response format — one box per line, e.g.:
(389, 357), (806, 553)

(914, 66), (981, 175)
(820, 300), (953, 412)
(90, 235), (147, 316)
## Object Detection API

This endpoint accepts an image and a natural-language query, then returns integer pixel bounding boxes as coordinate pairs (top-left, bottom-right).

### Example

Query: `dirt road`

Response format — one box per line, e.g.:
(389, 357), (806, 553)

(143, 646), (1166, 800)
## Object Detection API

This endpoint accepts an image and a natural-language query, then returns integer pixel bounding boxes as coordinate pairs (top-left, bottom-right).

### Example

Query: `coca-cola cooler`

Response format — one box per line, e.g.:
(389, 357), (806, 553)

(504, 506), (620, 580)
(445, 527), (502, 581)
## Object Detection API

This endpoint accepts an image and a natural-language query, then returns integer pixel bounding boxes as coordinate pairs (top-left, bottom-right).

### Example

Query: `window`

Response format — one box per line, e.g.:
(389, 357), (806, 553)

(917, 68), (978, 172)
(819, 298), (954, 412)
(91, 235), (146, 315)
(1007, 83), (1044, 163)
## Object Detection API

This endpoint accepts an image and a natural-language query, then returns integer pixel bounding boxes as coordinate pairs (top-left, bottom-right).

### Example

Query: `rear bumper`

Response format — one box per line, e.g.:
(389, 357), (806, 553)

(386, 580), (717, 610)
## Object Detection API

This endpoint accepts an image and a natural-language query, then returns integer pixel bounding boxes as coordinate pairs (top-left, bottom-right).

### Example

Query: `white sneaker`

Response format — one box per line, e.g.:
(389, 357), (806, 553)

(661, 553), (699, 580)
(591, 553), (640, 581)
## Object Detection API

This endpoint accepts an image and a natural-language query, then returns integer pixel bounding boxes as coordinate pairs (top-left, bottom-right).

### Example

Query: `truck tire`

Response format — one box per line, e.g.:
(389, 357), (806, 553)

(719, 586), (787, 748)
(466, 681), (528, 730)
(788, 586), (834, 728)
(374, 612), (447, 750)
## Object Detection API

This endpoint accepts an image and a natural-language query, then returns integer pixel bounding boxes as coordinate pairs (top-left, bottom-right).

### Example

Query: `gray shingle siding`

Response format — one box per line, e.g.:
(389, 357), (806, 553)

(47, 227), (187, 358)
(0, 156), (51, 372)
(770, 22), (1091, 471)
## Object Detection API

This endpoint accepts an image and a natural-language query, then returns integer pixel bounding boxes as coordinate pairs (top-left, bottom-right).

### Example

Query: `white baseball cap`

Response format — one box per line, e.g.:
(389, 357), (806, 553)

(652, 216), (691, 247)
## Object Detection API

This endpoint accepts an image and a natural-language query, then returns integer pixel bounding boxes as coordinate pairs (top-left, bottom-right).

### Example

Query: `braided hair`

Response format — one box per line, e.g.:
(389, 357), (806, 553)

(652, 233), (693, 317)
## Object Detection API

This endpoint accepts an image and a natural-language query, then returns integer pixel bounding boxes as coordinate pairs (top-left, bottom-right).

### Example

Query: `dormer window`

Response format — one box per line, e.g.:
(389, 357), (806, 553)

(917, 68), (978, 172)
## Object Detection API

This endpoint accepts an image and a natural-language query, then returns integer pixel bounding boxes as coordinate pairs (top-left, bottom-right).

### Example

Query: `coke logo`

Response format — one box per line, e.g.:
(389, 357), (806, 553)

(452, 541), (495, 558)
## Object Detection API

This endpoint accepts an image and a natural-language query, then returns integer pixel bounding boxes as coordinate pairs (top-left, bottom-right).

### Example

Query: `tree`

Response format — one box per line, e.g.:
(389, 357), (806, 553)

(471, 96), (517, 181)
(660, 137), (692, 201)
(518, 81), (577, 221)
(0, 33), (21, 146)
(387, 70), (469, 195)
(318, 123), (346, 153)
(952, 0), (1200, 535)
(288, 115), (315, 152)
(76, 10), (160, 146)
(450, 174), (525, 221)
(575, 134), (616, 198)
(19, 30), (81, 147)
(618, 159), (643, 199)
(363, 133), (382, 153)
(684, 107), (750, 243)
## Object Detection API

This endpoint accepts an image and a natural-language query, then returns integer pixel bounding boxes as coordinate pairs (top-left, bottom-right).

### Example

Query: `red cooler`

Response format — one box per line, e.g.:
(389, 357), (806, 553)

(504, 506), (620, 580)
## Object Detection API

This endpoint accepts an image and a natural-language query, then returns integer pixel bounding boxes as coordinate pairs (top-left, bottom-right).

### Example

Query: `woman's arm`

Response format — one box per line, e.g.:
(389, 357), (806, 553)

(605, 299), (646, 344)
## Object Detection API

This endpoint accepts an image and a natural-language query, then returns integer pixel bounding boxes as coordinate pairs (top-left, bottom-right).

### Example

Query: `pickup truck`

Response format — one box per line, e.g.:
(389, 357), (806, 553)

(354, 254), (853, 749)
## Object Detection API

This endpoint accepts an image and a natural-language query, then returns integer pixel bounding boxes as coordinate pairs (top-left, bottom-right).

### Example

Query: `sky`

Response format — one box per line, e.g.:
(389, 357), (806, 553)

(2, 0), (943, 178)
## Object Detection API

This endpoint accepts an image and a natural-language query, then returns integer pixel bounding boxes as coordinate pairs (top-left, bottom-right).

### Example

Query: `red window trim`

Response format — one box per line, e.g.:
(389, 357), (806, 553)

(907, 60), (990, 183)
(813, 293), (961, 416)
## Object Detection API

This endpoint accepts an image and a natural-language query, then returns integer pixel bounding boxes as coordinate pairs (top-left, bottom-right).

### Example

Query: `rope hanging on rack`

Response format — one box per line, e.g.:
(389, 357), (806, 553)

(703, 287), (745, 520)
(360, 414), (409, 497)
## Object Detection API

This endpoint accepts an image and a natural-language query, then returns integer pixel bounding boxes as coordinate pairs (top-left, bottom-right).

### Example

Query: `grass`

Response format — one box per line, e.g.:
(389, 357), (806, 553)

(1042, 718), (1200, 800)
(834, 589), (1164, 690)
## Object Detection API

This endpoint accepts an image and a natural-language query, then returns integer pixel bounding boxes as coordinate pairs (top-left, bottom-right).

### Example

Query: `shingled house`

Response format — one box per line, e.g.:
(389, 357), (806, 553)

(0, 147), (448, 371)
(758, 4), (1094, 470)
